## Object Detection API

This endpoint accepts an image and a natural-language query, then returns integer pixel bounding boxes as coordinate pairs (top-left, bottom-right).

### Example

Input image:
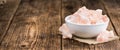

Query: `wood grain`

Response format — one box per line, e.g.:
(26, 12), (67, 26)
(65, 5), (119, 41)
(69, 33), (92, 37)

(0, 0), (61, 50)
(0, 0), (20, 43)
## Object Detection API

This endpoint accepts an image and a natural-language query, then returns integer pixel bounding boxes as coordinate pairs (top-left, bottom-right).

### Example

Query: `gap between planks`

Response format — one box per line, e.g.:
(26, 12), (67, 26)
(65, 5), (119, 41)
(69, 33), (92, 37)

(0, 0), (21, 44)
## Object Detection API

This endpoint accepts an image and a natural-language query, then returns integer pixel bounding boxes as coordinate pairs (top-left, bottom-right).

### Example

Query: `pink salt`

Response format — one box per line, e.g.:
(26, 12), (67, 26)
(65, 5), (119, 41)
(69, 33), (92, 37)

(96, 30), (114, 42)
(59, 24), (72, 38)
(69, 6), (108, 25)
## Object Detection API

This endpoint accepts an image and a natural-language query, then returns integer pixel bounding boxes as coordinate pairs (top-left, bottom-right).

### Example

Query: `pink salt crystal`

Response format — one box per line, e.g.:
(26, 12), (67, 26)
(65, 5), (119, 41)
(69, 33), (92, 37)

(96, 31), (109, 42)
(77, 6), (87, 13)
(70, 15), (81, 24)
(73, 12), (90, 24)
(79, 14), (90, 24)
(102, 15), (108, 22)
(59, 24), (72, 39)
(96, 9), (102, 15)
(96, 30), (115, 42)
(96, 35), (109, 42)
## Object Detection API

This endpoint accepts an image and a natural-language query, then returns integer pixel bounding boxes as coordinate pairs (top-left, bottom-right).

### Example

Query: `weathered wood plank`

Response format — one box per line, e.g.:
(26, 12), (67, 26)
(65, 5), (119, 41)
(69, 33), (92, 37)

(31, 0), (61, 50)
(62, 0), (90, 50)
(82, 0), (120, 50)
(0, 0), (20, 43)
(0, 0), (61, 50)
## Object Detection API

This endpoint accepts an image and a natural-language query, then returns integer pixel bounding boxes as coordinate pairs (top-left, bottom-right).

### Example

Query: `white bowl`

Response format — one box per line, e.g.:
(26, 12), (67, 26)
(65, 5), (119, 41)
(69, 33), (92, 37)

(65, 15), (110, 38)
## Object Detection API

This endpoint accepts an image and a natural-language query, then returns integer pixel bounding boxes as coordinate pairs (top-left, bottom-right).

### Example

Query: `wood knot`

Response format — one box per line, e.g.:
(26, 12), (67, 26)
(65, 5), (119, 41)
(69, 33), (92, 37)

(20, 41), (30, 48)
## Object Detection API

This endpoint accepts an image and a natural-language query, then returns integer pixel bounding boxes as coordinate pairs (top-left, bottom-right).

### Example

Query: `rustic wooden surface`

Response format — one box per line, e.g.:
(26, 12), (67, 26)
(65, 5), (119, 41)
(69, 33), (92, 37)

(0, 0), (20, 43)
(0, 0), (120, 50)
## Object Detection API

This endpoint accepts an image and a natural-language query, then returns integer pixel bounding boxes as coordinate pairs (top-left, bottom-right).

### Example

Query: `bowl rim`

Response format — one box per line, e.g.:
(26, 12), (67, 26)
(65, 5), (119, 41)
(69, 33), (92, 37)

(65, 15), (110, 26)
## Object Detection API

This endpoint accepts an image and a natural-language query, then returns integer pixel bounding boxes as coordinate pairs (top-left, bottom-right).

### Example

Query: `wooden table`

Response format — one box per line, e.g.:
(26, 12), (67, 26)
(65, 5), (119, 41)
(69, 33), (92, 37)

(0, 0), (120, 50)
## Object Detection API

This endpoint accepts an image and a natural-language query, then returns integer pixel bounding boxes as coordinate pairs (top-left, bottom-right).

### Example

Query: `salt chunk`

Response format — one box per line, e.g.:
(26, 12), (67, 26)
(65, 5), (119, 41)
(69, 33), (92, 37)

(102, 15), (108, 22)
(96, 30), (115, 42)
(96, 9), (102, 15)
(96, 34), (109, 42)
(96, 31), (109, 42)
(59, 24), (72, 38)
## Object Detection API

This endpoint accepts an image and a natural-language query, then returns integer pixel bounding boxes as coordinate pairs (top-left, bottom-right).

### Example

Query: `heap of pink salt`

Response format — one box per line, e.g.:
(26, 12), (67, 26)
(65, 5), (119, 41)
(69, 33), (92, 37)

(59, 6), (115, 42)
(69, 6), (108, 25)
